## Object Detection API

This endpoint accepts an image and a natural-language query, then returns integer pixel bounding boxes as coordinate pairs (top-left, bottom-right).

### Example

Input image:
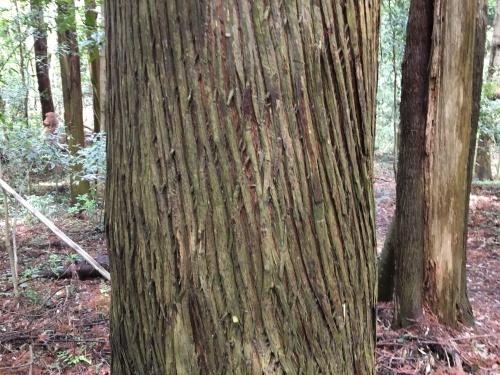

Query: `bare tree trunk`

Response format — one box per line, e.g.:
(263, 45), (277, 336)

(84, 0), (101, 132)
(30, 0), (55, 122)
(460, 0), (488, 326)
(394, 0), (477, 328)
(393, 0), (434, 327)
(476, 0), (500, 181)
(0, 163), (19, 298)
(56, 0), (89, 204)
(98, 46), (105, 132)
(475, 133), (493, 180)
(488, 0), (500, 78)
(14, 0), (29, 125)
(105, 1), (380, 373)
(423, 0), (477, 327)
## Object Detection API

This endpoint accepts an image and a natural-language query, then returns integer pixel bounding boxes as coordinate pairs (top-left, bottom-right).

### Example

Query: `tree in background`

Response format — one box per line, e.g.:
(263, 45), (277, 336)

(83, 0), (101, 132)
(392, 0), (434, 326)
(462, 0), (489, 326)
(105, 1), (380, 373)
(388, 0), (481, 328)
(13, 0), (29, 124)
(378, 1), (490, 312)
(376, 0), (409, 166)
(476, 0), (500, 181)
(30, 0), (55, 123)
(56, 0), (89, 204)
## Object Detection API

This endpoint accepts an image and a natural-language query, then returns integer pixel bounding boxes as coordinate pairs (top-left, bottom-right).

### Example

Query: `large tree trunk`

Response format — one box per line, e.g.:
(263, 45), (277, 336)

(57, 0), (89, 204)
(106, 1), (380, 373)
(423, 0), (476, 327)
(84, 0), (101, 133)
(30, 0), (55, 122)
(394, 0), (477, 328)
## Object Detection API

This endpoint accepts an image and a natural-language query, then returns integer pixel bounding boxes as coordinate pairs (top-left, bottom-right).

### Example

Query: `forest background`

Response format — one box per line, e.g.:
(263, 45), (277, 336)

(0, 0), (498, 373)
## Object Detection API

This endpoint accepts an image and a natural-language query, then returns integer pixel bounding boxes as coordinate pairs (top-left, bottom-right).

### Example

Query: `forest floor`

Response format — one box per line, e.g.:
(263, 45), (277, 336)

(0, 157), (498, 374)
(374, 157), (500, 375)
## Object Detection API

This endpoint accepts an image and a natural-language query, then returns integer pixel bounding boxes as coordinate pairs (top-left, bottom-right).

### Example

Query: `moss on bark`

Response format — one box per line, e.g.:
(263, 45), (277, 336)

(106, 1), (380, 373)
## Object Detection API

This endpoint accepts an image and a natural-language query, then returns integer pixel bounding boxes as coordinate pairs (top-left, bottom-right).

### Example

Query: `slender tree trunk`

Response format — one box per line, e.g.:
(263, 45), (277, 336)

(84, 0), (101, 132)
(14, 0), (29, 125)
(488, 0), (500, 79)
(98, 47), (105, 132)
(56, 0), (89, 203)
(378, 219), (396, 302)
(460, 0), (488, 326)
(393, 0), (434, 327)
(106, 1), (380, 373)
(389, 0), (400, 176)
(98, 7), (106, 133)
(476, 0), (500, 181)
(30, 0), (55, 122)
(475, 135), (493, 180)
(1, 164), (19, 298)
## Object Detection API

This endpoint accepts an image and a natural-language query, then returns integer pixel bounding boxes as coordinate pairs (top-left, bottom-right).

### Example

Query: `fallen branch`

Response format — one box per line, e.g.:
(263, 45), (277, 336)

(448, 333), (500, 341)
(0, 178), (110, 281)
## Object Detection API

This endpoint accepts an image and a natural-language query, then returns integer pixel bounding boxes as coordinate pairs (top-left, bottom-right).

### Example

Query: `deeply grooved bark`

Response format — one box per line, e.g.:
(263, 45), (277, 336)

(106, 1), (380, 373)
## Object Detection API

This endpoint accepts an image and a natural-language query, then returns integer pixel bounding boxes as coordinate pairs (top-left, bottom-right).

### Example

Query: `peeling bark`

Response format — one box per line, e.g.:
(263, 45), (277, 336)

(423, 0), (477, 328)
(106, 1), (380, 373)
(394, 0), (478, 328)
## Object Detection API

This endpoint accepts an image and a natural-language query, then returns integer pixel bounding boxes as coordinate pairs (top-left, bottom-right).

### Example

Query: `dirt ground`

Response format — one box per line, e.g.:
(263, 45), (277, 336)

(0, 159), (498, 374)
(375, 159), (500, 375)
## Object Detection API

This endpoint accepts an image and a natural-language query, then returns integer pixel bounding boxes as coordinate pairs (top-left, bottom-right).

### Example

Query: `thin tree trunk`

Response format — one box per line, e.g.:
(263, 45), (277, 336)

(56, 0), (89, 204)
(98, 0), (106, 133)
(476, 0), (500, 181)
(393, 0), (434, 327)
(14, 0), (29, 125)
(98, 47), (105, 132)
(106, 1), (380, 373)
(478, 0), (500, 183)
(378, 219), (396, 302)
(389, 0), (400, 177)
(475, 133), (493, 180)
(84, 0), (101, 132)
(30, 0), (55, 121)
(1, 163), (19, 298)
(460, 0), (488, 326)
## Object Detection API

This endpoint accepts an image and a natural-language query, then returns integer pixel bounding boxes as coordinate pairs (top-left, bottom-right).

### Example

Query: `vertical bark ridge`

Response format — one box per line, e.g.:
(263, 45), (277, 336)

(393, 0), (434, 327)
(107, 0), (379, 373)
(56, 0), (89, 203)
(424, 0), (476, 327)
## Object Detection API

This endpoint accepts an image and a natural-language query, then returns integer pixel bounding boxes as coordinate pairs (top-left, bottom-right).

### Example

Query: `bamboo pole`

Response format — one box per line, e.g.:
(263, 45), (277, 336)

(0, 178), (110, 280)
